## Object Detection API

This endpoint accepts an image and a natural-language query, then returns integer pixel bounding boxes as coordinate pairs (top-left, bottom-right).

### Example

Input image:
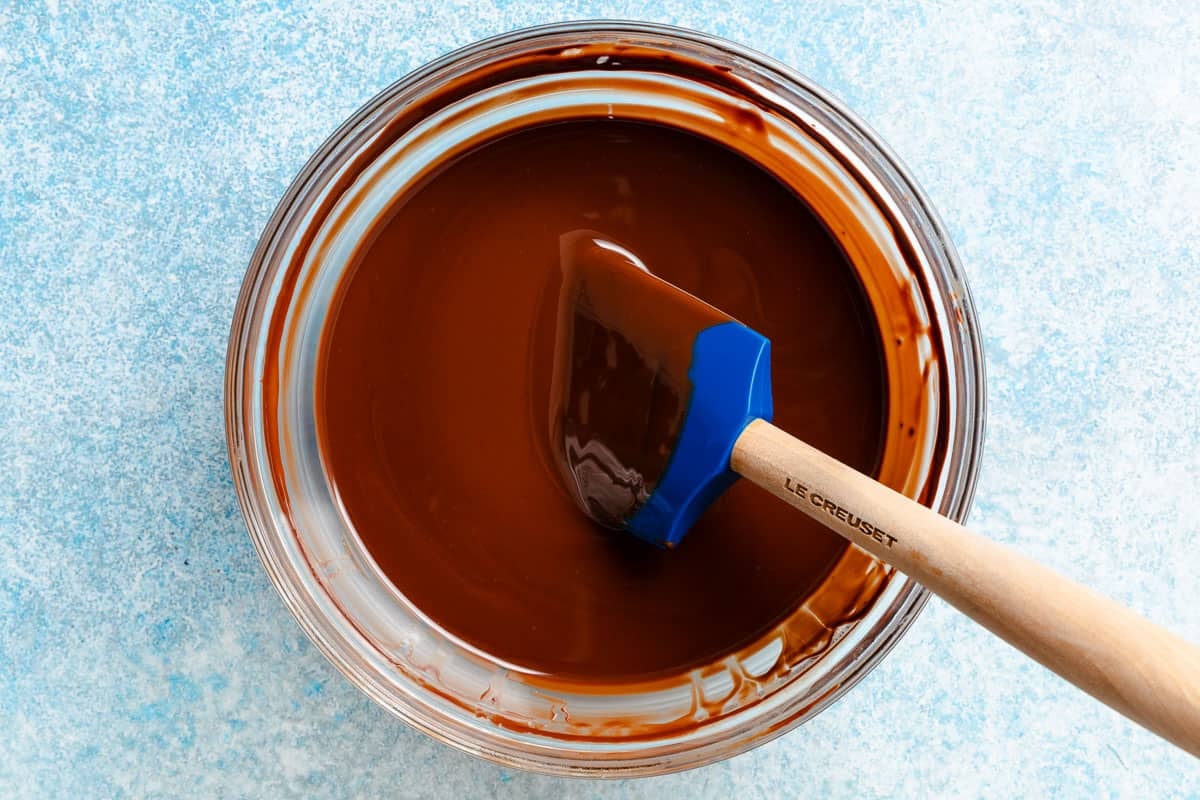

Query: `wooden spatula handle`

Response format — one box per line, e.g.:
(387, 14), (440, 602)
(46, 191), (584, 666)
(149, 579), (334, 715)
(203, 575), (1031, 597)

(731, 419), (1200, 757)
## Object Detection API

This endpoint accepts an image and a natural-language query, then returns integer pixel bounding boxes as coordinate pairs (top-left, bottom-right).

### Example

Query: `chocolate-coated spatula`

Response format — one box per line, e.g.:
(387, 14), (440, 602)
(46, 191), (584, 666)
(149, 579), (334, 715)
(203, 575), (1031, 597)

(551, 230), (1200, 757)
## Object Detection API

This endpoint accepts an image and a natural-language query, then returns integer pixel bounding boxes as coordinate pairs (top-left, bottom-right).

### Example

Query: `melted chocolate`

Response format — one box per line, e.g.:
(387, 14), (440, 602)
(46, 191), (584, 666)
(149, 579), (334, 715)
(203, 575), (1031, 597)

(318, 120), (887, 680)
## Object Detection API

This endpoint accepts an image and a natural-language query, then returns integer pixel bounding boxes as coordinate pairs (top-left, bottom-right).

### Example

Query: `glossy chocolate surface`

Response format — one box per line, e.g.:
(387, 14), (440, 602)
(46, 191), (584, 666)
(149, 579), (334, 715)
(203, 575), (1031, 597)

(318, 120), (887, 680)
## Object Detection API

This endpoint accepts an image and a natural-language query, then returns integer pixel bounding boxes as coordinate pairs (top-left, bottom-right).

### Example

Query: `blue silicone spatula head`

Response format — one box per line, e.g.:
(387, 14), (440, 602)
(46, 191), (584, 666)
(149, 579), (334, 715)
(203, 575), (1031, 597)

(550, 231), (774, 547)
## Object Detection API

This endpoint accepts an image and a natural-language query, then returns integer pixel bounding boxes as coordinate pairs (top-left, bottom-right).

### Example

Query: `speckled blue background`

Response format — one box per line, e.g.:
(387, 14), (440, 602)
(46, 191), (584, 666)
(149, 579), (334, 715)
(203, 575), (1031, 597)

(2, 1), (1199, 796)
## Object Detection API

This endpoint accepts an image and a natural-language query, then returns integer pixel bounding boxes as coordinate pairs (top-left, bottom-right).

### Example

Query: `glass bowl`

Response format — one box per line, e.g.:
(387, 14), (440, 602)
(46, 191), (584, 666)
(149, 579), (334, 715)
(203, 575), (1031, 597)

(225, 21), (985, 777)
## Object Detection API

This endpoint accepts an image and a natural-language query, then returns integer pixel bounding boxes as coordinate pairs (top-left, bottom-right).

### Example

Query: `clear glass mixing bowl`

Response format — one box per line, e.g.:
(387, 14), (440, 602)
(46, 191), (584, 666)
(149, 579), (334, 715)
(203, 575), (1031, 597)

(225, 21), (985, 777)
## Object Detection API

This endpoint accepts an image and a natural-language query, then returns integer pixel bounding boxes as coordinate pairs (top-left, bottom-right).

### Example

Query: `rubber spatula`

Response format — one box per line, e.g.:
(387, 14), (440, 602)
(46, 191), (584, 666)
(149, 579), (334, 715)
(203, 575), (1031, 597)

(550, 230), (1200, 757)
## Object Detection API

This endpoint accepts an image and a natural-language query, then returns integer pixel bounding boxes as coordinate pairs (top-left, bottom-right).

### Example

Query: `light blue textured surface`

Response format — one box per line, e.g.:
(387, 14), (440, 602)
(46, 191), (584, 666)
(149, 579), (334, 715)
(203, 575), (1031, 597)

(2, 2), (1198, 796)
